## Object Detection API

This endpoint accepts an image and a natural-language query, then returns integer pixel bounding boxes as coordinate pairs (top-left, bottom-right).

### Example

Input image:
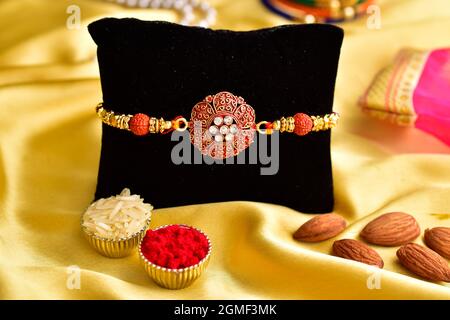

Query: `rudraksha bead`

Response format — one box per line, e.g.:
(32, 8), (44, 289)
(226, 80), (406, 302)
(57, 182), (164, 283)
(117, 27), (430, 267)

(129, 113), (150, 136)
(293, 113), (313, 136)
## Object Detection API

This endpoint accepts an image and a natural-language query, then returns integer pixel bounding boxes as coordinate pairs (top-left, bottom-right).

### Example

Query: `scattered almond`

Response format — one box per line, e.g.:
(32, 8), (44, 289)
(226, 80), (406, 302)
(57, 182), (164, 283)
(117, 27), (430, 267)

(397, 243), (450, 282)
(360, 212), (420, 246)
(293, 213), (346, 242)
(424, 227), (450, 259)
(333, 239), (384, 268)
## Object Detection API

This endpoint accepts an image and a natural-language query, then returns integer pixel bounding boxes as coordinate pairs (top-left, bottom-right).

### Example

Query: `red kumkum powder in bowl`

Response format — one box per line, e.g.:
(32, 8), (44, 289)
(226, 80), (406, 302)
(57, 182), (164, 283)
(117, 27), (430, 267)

(141, 225), (210, 269)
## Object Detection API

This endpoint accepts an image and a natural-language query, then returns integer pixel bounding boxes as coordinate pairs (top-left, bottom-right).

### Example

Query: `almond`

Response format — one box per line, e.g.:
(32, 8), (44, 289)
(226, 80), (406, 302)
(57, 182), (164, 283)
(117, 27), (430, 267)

(397, 243), (450, 282)
(293, 213), (346, 242)
(333, 239), (384, 268)
(360, 212), (420, 246)
(424, 227), (450, 259)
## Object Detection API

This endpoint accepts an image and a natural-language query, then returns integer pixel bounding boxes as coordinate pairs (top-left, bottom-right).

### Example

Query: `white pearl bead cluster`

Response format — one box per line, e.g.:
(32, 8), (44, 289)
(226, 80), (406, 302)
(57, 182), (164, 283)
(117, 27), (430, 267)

(112, 0), (217, 28)
(208, 116), (239, 142)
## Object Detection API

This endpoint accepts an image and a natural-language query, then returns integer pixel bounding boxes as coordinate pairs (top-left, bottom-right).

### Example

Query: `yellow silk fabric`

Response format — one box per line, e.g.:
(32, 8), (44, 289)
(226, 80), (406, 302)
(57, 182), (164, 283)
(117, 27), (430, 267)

(0, 0), (449, 300)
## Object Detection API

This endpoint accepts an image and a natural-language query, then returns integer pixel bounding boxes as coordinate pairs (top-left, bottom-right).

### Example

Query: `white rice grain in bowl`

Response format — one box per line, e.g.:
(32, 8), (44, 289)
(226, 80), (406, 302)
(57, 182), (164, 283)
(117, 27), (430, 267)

(81, 188), (152, 258)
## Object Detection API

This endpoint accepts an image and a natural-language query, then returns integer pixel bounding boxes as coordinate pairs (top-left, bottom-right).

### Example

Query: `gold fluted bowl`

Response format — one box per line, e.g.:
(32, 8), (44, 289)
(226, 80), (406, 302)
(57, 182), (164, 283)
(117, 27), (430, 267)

(81, 218), (151, 258)
(138, 225), (212, 290)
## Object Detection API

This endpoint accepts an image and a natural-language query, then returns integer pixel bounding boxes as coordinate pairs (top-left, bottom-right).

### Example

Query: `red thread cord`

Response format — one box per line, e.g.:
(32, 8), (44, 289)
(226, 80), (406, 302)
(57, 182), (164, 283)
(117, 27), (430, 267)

(161, 115), (185, 134)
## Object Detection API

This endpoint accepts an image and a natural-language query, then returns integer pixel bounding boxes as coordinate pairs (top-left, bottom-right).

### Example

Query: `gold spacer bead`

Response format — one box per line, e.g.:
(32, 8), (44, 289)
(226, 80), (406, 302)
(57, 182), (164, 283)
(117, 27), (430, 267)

(113, 115), (121, 128)
(96, 108), (103, 117)
(286, 116), (295, 133)
(149, 117), (158, 133)
(95, 103), (103, 114)
(107, 112), (117, 127)
(117, 114), (132, 130)
(315, 117), (325, 131)
(272, 120), (281, 131)
(280, 117), (287, 133)
(97, 108), (106, 120)
(310, 112), (340, 131)
(158, 118), (165, 133)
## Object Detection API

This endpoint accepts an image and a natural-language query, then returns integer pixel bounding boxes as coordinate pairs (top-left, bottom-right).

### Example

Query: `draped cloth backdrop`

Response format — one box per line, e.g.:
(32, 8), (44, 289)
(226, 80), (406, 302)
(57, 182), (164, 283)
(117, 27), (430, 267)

(0, 0), (449, 299)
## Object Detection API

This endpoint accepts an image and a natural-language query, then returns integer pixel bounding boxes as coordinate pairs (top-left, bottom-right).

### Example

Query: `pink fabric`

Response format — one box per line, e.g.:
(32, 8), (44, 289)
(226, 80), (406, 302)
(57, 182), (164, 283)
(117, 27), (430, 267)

(414, 48), (450, 146)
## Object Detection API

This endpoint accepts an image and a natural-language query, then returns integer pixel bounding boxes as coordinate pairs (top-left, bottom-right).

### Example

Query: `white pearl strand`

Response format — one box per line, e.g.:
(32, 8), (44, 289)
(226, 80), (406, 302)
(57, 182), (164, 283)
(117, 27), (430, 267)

(111, 0), (217, 28)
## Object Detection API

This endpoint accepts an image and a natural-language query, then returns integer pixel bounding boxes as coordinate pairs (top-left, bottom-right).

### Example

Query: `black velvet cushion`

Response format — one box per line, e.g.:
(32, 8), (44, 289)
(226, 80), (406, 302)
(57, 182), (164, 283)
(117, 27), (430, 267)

(88, 18), (343, 213)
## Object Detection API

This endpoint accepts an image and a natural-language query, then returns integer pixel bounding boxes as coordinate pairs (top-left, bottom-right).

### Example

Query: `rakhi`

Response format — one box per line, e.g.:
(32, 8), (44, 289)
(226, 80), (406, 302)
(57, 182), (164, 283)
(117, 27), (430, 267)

(96, 91), (339, 159)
